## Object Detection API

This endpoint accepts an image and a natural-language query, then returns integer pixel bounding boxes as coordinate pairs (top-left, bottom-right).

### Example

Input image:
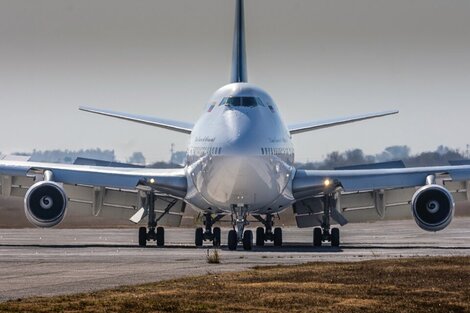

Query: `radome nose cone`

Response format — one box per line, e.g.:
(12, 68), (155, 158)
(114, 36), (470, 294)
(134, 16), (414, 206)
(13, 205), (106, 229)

(221, 110), (263, 154)
(193, 156), (291, 209)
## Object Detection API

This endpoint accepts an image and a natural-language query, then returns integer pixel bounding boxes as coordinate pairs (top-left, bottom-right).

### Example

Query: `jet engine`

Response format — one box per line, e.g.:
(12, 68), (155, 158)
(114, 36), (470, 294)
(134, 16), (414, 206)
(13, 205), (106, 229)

(24, 181), (68, 228)
(411, 184), (454, 232)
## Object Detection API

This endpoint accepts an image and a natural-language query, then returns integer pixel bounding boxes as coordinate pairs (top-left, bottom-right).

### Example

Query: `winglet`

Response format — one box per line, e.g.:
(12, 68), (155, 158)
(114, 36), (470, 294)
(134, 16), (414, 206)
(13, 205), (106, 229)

(231, 0), (248, 83)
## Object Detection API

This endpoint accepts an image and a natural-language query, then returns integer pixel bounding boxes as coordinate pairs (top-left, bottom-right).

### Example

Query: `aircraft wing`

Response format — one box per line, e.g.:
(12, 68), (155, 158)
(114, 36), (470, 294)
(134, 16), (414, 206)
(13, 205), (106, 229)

(288, 110), (398, 135)
(292, 165), (470, 227)
(0, 160), (187, 196)
(0, 160), (188, 226)
(79, 106), (194, 134)
(293, 165), (470, 196)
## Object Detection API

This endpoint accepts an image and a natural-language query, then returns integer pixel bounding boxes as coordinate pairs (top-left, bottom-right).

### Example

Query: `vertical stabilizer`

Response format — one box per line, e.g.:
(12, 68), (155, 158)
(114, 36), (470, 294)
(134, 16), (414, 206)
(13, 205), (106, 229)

(231, 0), (248, 83)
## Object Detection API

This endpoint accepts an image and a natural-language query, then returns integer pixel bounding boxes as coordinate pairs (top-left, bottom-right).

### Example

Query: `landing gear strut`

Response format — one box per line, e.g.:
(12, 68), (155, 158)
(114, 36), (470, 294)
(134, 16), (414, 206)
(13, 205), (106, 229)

(313, 193), (340, 247)
(254, 214), (282, 247)
(195, 213), (223, 247)
(138, 192), (178, 247)
(228, 206), (252, 251)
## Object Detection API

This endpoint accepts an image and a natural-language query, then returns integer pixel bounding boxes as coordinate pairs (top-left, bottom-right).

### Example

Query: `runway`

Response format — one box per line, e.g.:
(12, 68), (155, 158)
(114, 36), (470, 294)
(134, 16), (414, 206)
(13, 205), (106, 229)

(0, 217), (469, 301)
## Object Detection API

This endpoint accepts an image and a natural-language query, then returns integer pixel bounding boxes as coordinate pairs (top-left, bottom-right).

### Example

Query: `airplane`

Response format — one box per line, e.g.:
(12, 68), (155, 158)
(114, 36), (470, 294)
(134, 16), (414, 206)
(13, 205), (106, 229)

(1, 0), (469, 251)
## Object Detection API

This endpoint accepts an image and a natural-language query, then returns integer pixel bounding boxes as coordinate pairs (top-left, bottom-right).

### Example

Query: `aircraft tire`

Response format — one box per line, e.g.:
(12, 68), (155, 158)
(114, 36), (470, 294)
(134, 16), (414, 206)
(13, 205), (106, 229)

(213, 227), (221, 247)
(256, 227), (265, 246)
(331, 228), (340, 247)
(138, 227), (147, 247)
(156, 227), (165, 247)
(313, 227), (322, 247)
(228, 230), (238, 251)
(243, 230), (253, 251)
(195, 227), (204, 247)
(273, 227), (282, 247)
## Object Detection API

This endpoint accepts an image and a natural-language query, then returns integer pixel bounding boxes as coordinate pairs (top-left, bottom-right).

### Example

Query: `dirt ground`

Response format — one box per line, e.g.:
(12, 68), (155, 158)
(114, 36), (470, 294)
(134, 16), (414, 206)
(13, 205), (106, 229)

(0, 257), (468, 313)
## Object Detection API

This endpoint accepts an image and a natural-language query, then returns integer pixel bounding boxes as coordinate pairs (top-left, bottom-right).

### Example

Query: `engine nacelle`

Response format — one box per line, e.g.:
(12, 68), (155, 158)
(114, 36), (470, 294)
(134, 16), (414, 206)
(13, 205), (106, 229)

(411, 184), (454, 232)
(24, 181), (68, 228)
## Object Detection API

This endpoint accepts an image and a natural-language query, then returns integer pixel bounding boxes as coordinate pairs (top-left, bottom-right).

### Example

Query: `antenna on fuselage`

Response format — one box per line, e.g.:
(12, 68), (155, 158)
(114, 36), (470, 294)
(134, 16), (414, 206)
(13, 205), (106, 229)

(231, 0), (248, 83)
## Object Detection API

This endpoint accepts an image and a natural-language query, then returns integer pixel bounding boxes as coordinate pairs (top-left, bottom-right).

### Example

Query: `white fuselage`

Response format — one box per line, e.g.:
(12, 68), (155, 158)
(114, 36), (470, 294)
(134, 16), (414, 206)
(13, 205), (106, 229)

(184, 83), (296, 215)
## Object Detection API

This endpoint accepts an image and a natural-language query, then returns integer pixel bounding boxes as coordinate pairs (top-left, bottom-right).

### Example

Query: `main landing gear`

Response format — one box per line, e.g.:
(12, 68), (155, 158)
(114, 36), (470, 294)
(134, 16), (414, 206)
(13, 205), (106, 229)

(254, 214), (283, 247)
(138, 192), (178, 247)
(313, 193), (340, 247)
(195, 213), (223, 247)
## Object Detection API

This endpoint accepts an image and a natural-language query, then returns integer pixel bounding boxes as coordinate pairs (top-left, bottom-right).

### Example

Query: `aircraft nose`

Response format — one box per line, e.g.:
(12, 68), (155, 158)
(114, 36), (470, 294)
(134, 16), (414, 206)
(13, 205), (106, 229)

(220, 109), (263, 154)
(191, 155), (292, 210)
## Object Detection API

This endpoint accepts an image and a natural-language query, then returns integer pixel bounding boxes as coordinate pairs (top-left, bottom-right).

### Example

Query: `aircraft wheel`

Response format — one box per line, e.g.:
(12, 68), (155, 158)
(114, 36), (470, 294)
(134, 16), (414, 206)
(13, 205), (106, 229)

(331, 228), (340, 247)
(138, 227), (147, 247)
(243, 230), (253, 251)
(313, 227), (322, 247)
(156, 226), (165, 247)
(213, 227), (221, 247)
(228, 230), (238, 251)
(195, 227), (204, 247)
(273, 227), (283, 247)
(256, 227), (265, 246)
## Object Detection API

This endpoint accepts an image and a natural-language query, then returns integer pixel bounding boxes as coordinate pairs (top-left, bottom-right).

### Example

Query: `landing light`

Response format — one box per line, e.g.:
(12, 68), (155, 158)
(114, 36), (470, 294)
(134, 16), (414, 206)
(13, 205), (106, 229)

(149, 178), (156, 184)
(323, 179), (331, 187)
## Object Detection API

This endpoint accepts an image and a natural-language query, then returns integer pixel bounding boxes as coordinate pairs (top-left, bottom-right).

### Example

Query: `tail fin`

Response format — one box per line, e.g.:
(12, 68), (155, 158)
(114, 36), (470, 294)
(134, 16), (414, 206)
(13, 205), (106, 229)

(231, 0), (248, 83)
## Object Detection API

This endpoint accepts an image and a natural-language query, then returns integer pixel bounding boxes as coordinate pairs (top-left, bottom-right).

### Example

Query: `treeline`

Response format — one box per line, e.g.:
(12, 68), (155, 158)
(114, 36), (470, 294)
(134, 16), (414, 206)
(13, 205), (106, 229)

(10, 149), (181, 168)
(297, 145), (467, 170)
(13, 149), (147, 165)
(14, 149), (116, 164)
(9, 145), (468, 169)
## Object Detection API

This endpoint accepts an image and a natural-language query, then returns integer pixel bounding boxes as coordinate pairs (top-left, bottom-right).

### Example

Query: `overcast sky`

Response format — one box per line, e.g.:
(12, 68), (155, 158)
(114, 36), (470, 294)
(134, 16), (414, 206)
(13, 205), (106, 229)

(0, 0), (469, 162)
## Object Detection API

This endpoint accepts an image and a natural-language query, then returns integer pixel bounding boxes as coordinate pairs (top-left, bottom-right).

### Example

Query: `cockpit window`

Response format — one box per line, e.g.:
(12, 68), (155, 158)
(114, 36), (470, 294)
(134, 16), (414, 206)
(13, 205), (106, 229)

(220, 97), (264, 107)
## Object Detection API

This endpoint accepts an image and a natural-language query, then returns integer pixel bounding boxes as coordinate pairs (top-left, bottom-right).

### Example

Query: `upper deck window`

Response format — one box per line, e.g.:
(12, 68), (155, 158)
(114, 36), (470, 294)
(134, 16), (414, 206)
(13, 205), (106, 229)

(220, 97), (264, 108)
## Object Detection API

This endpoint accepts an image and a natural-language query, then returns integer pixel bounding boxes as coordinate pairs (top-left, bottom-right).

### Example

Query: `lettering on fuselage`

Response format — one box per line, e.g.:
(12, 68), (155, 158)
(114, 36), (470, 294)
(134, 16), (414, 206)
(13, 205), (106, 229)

(195, 136), (216, 143)
(268, 137), (288, 143)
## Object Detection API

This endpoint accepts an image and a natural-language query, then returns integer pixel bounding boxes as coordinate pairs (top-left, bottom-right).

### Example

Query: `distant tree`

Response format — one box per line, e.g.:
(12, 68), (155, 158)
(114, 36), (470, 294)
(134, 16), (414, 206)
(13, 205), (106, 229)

(345, 149), (366, 165)
(297, 145), (466, 170)
(127, 152), (146, 165)
(436, 145), (449, 156)
(376, 145), (410, 162)
(317, 151), (346, 170)
(406, 146), (464, 167)
(148, 161), (183, 169)
(15, 148), (116, 164)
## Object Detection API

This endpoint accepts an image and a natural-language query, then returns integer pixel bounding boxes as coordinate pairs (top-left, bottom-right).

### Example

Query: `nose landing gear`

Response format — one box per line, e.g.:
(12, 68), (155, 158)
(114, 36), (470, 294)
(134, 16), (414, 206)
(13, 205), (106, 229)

(227, 206), (252, 251)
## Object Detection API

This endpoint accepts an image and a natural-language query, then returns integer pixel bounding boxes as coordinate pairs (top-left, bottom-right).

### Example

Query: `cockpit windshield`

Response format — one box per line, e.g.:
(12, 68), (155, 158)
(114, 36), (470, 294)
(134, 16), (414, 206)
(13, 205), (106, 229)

(220, 97), (264, 107)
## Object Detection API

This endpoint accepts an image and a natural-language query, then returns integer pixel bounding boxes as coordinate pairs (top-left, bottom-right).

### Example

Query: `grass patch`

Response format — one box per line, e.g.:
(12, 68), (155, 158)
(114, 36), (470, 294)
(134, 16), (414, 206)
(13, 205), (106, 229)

(0, 257), (469, 313)
(206, 248), (221, 264)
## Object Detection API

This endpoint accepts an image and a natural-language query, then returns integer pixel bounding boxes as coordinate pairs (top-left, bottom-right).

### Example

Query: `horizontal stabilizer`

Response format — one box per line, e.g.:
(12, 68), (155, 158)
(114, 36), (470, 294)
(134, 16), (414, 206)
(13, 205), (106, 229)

(335, 160), (406, 170)
(288, 110), (398, 135)
(73, 157), (145, 169)
(79, 106), (193, 134)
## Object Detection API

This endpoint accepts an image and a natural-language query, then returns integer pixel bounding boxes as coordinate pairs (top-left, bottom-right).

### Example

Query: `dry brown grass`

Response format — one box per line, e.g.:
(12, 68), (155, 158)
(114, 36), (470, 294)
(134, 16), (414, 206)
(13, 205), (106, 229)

(1, 257), (469, 313)
(206, 248), (221, 264)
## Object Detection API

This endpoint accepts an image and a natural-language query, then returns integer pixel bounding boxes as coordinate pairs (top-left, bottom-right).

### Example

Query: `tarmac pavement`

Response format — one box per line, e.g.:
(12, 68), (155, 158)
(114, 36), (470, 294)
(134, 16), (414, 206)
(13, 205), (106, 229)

(0, 217), (469, 301)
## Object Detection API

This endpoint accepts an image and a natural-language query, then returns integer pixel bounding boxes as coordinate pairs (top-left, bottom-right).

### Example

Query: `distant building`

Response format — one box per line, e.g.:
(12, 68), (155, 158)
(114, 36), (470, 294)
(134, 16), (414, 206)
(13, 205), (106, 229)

(170, 151), (187, 166)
